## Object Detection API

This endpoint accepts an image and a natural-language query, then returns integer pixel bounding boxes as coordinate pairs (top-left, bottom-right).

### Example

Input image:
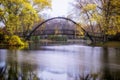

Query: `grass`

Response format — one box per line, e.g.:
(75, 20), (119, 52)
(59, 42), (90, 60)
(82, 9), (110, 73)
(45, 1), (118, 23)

(92, 41), (120, 47)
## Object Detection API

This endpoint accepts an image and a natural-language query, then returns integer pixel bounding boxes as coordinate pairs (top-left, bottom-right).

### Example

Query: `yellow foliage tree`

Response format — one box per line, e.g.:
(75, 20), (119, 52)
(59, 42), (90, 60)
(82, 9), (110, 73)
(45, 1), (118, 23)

(101, 0), (120, 35)
(72, 0), (120, 37)
(83, 4), (97, 11)
(0, 0), (51, 35)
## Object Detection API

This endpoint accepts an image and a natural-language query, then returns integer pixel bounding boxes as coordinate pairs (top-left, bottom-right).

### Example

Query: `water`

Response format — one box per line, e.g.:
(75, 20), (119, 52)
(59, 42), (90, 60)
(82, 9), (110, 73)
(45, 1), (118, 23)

(0, 44), (120, 80)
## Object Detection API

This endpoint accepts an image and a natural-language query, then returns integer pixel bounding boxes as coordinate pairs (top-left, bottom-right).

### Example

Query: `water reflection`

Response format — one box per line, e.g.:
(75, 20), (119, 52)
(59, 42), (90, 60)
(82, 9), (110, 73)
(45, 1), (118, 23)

(0, 45), (120, 80)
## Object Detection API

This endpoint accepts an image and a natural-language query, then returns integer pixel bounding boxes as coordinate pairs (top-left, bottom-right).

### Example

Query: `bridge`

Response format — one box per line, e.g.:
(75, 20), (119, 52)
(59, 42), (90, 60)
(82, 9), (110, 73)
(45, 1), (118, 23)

(24, 17), (104, 43)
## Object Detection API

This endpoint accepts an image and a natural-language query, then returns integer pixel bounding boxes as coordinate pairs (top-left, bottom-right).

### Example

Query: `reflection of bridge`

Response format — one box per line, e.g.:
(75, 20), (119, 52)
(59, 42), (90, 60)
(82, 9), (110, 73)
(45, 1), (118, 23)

(24, 17), (104, 42)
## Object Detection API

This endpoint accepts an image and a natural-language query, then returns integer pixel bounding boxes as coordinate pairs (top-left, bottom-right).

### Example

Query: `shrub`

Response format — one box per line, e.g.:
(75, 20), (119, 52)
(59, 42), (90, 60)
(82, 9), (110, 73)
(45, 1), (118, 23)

(8, 35), (25, 46)
(48, 35), (67, 41)
(31, 36), (40, 41)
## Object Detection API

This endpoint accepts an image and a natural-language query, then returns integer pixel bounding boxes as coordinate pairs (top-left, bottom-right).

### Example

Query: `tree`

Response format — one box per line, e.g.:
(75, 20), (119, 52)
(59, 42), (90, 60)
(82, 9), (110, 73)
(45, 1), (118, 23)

(71, 0), (120, 40)
(71, 0), (99, 33)
(101, 0), (120, 35)
(0, 0), (51, 35)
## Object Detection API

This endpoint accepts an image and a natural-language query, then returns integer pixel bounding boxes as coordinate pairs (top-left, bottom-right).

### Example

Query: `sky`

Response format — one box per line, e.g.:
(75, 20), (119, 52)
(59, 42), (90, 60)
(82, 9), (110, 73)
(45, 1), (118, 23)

(50, 0), (73, 17)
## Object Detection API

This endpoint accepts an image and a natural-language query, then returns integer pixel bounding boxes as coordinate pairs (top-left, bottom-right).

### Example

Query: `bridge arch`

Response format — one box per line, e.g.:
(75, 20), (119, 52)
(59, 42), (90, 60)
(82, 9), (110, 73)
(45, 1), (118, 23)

(25, 17), (93, 42)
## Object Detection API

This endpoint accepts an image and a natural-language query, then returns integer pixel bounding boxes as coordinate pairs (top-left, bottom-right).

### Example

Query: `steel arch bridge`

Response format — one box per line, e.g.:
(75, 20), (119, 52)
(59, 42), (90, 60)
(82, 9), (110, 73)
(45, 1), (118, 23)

(25, 17), (94, 42)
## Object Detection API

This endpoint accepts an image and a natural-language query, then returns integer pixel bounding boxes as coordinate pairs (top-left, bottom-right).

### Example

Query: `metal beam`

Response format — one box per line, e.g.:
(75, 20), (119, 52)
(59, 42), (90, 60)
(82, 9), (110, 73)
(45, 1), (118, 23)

(25, 17), (94, 42)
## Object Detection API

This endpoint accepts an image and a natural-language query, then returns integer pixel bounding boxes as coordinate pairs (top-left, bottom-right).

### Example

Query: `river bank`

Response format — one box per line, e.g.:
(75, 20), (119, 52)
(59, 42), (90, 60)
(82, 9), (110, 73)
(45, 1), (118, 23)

(92, 41), (120, 47)
(1, 40), (120, 49)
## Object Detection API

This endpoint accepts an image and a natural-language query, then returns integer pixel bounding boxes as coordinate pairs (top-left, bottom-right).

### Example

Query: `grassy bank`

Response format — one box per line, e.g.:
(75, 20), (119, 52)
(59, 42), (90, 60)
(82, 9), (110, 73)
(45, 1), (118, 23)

(92, 41), (120, 47)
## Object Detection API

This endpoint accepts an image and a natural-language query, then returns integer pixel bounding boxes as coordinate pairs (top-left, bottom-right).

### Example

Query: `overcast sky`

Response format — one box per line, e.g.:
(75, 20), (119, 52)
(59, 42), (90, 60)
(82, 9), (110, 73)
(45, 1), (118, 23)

(50, 0), (73, 17)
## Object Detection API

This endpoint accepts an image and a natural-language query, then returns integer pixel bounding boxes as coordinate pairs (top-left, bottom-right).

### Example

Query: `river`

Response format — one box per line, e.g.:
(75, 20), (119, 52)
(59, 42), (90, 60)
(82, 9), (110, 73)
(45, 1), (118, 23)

(0, 43), (120, 80)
